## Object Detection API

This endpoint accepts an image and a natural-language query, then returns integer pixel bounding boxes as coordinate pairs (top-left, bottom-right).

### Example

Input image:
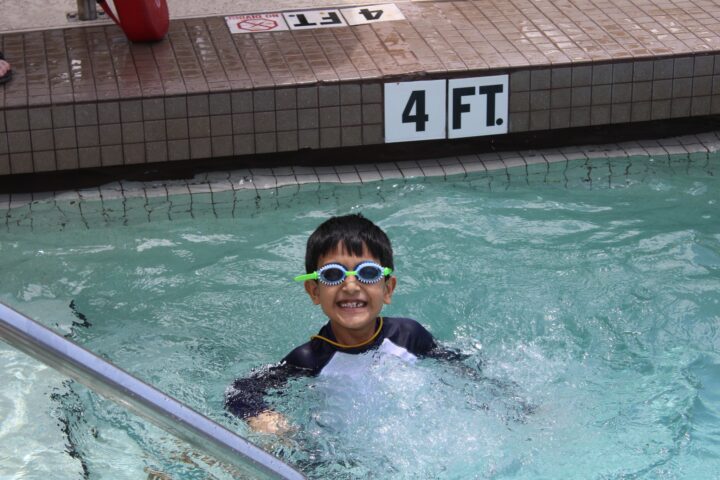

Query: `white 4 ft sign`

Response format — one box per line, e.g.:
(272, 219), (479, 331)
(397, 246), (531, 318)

(384, 75), (509, 143)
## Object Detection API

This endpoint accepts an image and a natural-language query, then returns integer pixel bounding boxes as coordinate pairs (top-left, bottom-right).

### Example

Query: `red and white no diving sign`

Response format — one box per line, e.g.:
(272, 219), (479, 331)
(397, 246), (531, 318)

(226, 13), (289, 34)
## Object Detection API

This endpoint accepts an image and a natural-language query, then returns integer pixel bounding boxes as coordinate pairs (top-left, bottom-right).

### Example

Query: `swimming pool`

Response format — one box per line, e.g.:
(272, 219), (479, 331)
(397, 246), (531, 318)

(1, 145), (720, 478)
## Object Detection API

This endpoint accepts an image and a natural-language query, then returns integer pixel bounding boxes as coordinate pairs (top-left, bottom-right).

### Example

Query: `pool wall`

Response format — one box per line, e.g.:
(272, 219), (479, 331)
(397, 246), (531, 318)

(1, 0), (720, 182)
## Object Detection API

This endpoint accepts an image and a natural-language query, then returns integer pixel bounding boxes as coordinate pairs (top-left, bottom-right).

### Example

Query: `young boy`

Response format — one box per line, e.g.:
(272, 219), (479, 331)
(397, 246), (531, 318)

(225, 214), (439, 433)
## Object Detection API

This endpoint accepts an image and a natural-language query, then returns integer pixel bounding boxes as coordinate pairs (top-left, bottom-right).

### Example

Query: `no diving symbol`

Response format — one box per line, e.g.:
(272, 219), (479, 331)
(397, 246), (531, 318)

(238, 18), (278, 32)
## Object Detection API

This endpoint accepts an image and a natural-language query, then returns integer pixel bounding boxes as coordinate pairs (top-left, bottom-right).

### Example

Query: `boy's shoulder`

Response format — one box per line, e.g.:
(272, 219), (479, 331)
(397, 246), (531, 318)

(382, 316), (437, 354)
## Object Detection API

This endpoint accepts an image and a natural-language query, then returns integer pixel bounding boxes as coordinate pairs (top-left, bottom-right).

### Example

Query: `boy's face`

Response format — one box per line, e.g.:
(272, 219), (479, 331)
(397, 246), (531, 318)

(304, 243), (396, 343)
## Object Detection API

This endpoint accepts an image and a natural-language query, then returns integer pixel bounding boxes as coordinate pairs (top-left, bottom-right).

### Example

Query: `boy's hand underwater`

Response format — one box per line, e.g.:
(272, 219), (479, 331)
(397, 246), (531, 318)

(247, 410), (291, 435)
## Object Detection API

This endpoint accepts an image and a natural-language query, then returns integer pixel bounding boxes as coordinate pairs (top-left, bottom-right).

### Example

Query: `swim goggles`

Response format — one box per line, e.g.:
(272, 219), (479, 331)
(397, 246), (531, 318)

(294, 261), (392, 286)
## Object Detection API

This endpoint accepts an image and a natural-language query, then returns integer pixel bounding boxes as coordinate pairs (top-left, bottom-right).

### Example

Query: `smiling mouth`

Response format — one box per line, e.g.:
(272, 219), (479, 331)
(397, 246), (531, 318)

(338, 301), (367, 308)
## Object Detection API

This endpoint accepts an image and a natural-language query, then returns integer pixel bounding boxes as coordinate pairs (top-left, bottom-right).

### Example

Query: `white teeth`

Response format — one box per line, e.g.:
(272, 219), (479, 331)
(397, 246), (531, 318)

(340, 301), (365, 308)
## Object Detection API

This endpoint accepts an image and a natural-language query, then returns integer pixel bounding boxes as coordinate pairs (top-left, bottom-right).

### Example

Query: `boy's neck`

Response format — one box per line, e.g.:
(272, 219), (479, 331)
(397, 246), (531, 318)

(330, 318), (380, 347)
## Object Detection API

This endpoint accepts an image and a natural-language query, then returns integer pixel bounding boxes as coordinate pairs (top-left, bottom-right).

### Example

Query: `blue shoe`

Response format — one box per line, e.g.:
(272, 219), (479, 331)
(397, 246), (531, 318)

(0, 52), (12, 85)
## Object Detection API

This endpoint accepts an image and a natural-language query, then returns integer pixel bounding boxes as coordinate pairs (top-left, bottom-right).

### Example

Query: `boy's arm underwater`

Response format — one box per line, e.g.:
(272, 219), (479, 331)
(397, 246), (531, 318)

(225, 361), (307, 434)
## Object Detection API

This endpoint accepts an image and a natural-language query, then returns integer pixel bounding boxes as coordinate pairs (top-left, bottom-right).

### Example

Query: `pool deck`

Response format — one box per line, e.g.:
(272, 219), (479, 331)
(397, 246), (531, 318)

(1, 0), (720, 185)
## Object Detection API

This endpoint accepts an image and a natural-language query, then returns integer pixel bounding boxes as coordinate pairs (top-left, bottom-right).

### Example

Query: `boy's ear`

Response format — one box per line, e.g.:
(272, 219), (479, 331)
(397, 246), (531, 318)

(383, 276), (397, 304)
(304, 280), (321, 305)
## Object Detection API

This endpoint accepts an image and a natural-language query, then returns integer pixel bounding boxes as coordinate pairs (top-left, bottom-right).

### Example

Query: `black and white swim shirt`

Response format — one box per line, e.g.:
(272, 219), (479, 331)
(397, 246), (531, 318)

(225, 317), (437, 419)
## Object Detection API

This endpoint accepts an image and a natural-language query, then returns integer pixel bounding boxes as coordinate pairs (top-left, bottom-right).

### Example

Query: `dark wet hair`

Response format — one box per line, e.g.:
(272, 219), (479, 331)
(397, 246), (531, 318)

(305, 214), (394, 273)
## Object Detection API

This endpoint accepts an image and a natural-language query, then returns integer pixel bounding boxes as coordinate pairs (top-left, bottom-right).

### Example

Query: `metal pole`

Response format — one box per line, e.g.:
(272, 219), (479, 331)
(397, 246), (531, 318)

(0, 302), (305, 480)
(77, 0), (98, 20)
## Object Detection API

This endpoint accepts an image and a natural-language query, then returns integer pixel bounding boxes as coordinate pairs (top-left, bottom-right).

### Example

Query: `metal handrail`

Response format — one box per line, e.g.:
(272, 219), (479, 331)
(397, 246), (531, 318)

(0, 302), (305, 480)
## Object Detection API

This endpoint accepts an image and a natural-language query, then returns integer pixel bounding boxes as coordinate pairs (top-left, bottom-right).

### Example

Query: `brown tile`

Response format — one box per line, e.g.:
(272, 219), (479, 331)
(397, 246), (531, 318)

(551, 67), (572, 88)
(672, 78), (692, 98)
(277, 110), (298, 131)
(611, 104), (631, 124)
(691, 96), (711, 116)
(6, 110), (30, 132)
(612, 63), (633, 83)
(508, 112), (529, 132)
(341, 84), (362, 105)
(320, 128), (341, 148)
(229, 92), (252, 115)
(10, 153), (34, 174)
(298, 109), (319, 129)
(550, 108), (571, 129)
(633, 61), (653, 81)
(320, 107), (340, 128)
(693, 76), (712, 96)
(255, 132), (277, 153)
(211, 136), (233, 157)
(530, 69), (551, 90)
(168, 139), (191, 161)
(631, 101), (651, 122)
(0, 156), (9, 175)
(31, 129), (54, 151)
(166, 118), (189, 140)
(254, 112), (276, 133)
(571, 87), (591, 107)
(190, 138), (211, 159)
(632, 82), (652, 102)
(551, 89), (571, 109)
(572, 65), (592, 87)
(209, 93), (231, 115)
(233, 134), (254, 155)
(651, 100), (671, 120)
(232, 113), (254, 134)
(56, 149), (79, 170)
(362, 84), (382, 103)
(670, 98), (691, 118)
(79, 147), (102, 168)
(144, 120), (167, 142)
(276, 89), (297, 110)
(54, 128), (77, 149)
(298, 87), (319, 108)
(75, 104), (98, 126)
(590, 105), (611, 125)
(122, 122), (144, 144)
(98, 102), (121, 124)
(510, 91), (530, 113)
(653, 58), (673, 80)
(651, 79), (672, 100)
(570, 107), (590, 127)
(120, 100), (143, 122)
(147, 141), (169, 163)
(319, 85), (340, 107)
(143, 98), (165, 120)
(673, 57), (694, 78)
(124, 143), (146, 164)
(33, 151), (56, 172)
(341, 105), (362, 126)
(0, 134), (7, 155)
(165, 97), (187, 119)
(188, 117), (211, 138)
(529, 110), (550, 130)
(52, 105), (75, 128)
(277, 131), (298, 152)
(530, 91), (550, 110)
(77, 126), (100, 147)
(510, 70), (530, 92)
(29, 108), (52, 130)
(694, 55), (714, 76)
(342, 126), (362, 147)
(612, 84), (632, 104)
(254, 90), (275, 112)
(101, 145), (123, 166)
(188, 95), (210, 117)
(592, 64), (613, 85)
(299, 129), (319, 149)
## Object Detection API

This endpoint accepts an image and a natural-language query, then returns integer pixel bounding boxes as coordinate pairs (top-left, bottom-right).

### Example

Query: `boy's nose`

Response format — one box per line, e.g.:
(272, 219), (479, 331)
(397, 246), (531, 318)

(342, 274), (360, 289)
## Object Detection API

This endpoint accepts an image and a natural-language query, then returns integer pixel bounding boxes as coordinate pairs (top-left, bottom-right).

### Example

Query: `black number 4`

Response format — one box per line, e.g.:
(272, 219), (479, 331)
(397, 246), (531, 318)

(402, 90), (429, 132)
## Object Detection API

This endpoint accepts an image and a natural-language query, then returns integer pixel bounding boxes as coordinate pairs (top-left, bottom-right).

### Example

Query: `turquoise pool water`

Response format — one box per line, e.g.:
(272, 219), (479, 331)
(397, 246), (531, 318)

(1, 154), (719, 479)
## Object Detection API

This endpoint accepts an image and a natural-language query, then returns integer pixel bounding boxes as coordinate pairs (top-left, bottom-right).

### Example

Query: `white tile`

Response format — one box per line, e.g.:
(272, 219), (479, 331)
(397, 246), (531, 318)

(275, 175), (298, 188)
(420, 165), (444, 177)
(317, 173), (340, 183)
(442, 164), (466, 177)
(338, 172), (361, 183)
(399, 167), (424, 178)
(188, 183), (213, 194)
(358, 170), (382, 183)
(378, 168), (404, 180)
(482, 159), (506, 172)
(252, 175), (277, 189)
(296, 173), (319, 184)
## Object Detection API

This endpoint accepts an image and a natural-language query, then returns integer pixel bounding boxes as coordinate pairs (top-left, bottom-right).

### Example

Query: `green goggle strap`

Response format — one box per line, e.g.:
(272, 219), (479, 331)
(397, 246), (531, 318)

(293, 267), (392, 283)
